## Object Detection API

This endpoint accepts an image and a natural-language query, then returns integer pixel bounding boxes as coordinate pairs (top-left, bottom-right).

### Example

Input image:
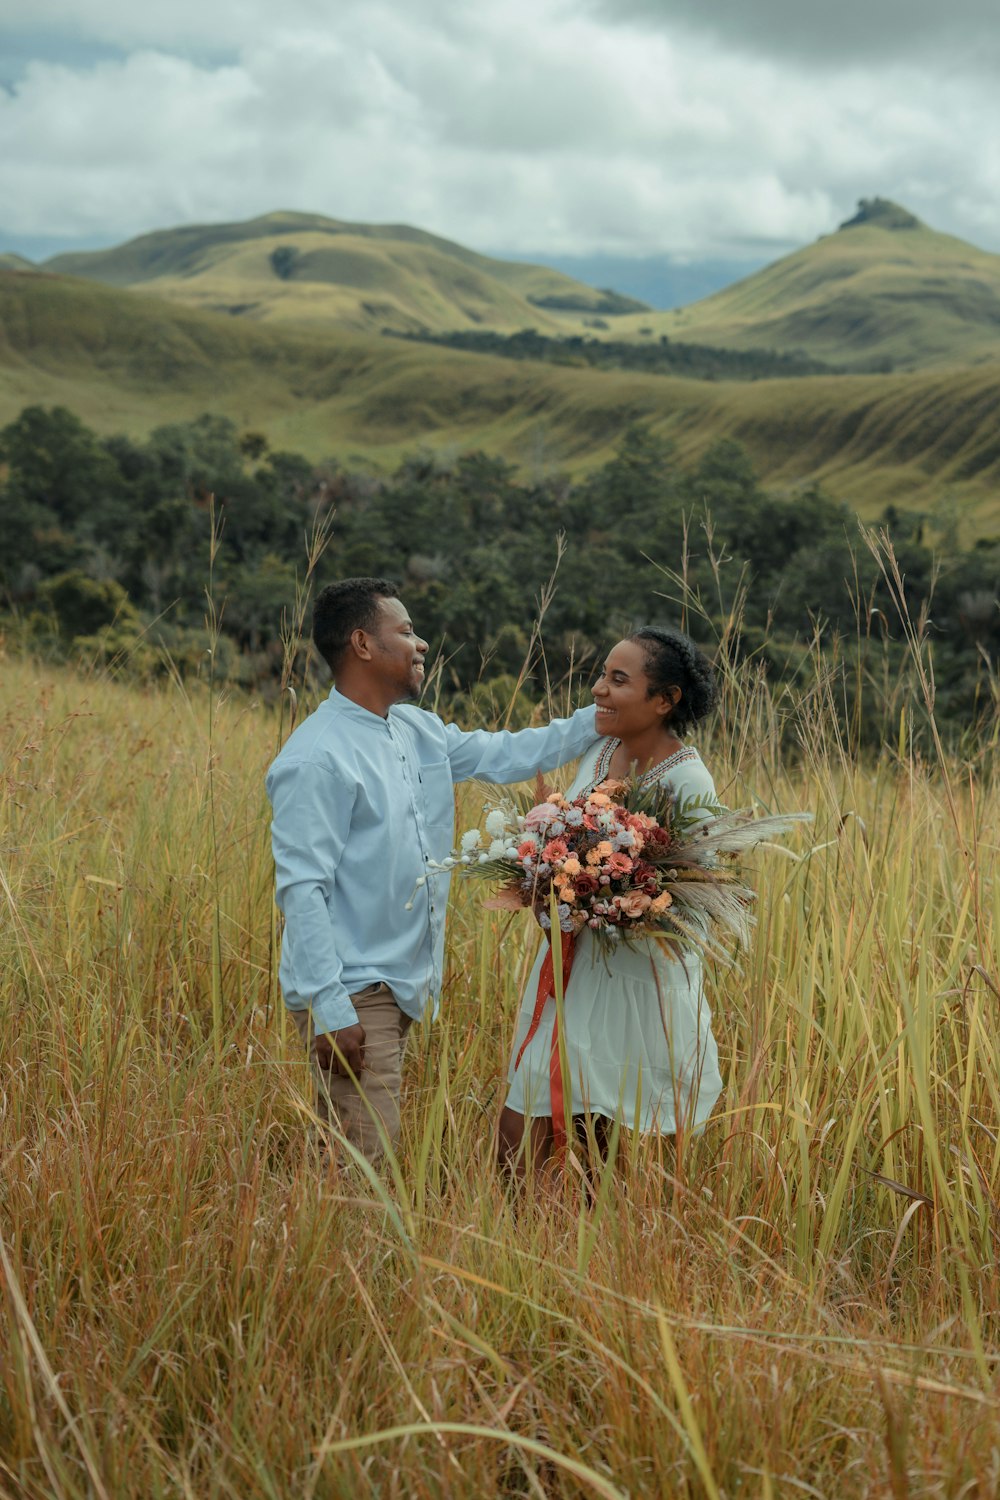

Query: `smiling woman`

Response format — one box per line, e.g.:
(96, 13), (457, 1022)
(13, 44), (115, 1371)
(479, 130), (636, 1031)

(592, 625), (718, 780)
(499, 621), (723, 1180)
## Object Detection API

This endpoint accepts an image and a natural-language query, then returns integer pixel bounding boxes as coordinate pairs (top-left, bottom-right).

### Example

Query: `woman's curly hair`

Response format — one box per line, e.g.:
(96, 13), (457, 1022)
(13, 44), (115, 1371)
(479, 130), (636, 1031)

(629, 624), (717, 736)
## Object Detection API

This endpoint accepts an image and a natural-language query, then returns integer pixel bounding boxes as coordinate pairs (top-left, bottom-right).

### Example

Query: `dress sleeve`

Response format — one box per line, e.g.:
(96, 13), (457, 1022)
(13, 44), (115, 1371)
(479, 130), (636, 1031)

(664, 756), (721, 819)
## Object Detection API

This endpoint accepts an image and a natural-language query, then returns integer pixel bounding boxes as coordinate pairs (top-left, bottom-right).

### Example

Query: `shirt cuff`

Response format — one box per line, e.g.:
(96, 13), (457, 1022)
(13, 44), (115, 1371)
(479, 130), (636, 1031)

(297, 994), (360, 1034)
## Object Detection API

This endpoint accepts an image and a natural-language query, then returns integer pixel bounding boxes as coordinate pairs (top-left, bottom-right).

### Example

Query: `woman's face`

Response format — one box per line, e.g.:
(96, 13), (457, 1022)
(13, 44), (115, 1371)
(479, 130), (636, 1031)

(592, 639), (677, 739)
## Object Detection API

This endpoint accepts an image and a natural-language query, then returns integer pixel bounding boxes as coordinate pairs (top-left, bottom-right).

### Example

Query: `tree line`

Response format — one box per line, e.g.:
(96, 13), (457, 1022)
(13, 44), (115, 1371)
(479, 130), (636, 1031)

(1, 405), (996, 743)
(388, 327), (841, 380)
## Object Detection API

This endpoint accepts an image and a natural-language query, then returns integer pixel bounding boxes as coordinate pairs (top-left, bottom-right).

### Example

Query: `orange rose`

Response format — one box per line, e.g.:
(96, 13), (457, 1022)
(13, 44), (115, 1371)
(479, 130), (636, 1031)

(595, 778), (626, 796)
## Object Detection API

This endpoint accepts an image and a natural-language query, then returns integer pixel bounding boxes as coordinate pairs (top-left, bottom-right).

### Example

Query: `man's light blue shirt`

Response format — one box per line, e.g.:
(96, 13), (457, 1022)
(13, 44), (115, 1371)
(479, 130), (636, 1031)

(266, 689), (598, 1033)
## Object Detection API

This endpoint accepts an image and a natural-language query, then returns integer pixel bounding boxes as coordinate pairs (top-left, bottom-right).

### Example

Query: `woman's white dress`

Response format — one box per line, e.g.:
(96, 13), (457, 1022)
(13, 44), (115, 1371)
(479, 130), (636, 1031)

(504, 738), (724, 1135)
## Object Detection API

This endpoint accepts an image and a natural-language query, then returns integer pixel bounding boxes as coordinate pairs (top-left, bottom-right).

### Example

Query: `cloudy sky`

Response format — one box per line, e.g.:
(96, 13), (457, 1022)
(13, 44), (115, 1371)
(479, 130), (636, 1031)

(2, 0), (998, 280)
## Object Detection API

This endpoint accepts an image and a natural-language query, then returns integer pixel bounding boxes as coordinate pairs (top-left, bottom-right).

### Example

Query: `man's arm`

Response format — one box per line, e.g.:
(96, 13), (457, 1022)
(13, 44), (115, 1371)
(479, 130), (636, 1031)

(267, 757), (365, 1072)
(441, 703), (598, 785)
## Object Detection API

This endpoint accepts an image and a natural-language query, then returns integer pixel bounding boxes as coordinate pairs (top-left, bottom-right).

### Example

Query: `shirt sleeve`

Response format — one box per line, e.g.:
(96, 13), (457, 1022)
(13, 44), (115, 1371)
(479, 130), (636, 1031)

(442, 704), (599, 785)
(266, 757), (359, 1033)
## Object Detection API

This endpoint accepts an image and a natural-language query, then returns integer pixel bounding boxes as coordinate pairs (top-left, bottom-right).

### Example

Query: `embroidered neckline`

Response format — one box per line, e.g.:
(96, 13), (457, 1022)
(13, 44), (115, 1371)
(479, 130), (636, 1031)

(590, 737), (696, 790)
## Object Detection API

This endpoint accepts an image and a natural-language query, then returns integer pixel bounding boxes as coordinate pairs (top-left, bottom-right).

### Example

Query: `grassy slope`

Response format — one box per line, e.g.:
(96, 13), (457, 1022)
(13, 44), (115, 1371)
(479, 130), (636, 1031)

(615, 212), (1000, 370)
(2, 268), (998, 534)
(43, 210), (635, 336)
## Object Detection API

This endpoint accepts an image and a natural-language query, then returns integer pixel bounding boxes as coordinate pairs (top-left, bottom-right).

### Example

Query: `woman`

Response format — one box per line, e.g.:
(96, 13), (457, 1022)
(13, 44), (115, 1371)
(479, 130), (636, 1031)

(498, 625), (724, 1178)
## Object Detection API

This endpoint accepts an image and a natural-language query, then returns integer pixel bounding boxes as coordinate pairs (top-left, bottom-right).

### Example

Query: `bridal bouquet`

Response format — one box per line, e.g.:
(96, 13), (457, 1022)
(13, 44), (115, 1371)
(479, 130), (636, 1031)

(430, 775), (810, 958)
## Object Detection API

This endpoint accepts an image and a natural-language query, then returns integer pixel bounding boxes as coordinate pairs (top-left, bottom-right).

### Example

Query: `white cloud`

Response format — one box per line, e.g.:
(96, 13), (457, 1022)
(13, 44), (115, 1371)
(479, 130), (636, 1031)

(1, 0), (998, 259)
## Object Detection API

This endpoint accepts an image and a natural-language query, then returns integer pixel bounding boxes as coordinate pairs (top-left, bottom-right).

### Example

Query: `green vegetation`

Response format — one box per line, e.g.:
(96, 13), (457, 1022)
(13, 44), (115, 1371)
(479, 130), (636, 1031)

(3, 406), (996, 742)
(2, 269), (999, 534)
(840, 196), (923, 232)
(392, 325), (835, 379)
(1, 584), (998, 1492)
(527, 288), (649, 315)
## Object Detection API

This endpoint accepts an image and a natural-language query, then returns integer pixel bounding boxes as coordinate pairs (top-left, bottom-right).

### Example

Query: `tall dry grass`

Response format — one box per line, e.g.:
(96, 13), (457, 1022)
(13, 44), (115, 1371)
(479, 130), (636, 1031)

(1, 551), (998, 1498)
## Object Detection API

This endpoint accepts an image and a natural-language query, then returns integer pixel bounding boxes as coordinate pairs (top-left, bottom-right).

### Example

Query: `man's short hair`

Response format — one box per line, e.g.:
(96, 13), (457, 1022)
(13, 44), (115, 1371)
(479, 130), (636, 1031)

(313, 577), (400, 671)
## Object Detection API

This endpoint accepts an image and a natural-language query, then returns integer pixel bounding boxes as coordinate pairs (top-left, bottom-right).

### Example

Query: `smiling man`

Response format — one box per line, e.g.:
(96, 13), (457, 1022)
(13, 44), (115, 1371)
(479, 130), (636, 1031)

(266, 576), (598, 1164)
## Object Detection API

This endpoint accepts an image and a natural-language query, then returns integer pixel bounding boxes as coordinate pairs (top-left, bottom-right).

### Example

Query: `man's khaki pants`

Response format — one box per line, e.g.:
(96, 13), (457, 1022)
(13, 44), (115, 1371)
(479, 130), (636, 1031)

(292, 983), (413, 1164)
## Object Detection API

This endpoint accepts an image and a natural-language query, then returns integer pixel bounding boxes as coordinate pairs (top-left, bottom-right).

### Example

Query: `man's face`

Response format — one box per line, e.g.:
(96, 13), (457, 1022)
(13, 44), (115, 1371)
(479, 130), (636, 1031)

(368, 596), (428, 700)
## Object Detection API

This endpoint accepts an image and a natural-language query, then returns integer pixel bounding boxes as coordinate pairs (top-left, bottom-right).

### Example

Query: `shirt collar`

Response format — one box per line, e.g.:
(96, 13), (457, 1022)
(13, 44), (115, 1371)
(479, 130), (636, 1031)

(327, 684), (390, 724)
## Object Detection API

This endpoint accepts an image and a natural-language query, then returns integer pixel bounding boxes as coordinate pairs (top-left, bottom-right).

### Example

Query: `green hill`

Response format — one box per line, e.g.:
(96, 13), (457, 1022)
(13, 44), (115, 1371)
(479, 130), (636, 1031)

(40, 199), (1000, 373)
(0, 254), (35, 271)
(1, 266), (998, 537)
(614, 198), (1000, 371)
(43, 211), (648, 336)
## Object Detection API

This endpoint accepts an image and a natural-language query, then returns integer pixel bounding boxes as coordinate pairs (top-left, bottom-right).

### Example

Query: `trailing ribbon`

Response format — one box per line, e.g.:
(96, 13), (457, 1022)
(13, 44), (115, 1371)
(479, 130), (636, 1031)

(513, 930), (577, 1154)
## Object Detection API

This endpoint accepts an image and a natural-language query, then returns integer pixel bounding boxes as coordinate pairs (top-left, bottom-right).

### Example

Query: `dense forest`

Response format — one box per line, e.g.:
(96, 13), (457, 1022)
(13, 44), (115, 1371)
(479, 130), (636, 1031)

(1, 404), (996, 743)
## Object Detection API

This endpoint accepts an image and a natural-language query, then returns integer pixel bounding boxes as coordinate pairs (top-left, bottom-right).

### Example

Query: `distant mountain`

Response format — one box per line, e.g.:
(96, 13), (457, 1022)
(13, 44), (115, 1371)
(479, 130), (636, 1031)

(0, 253), (35, 271)
(43, 211), (650, 335)
(508, 252), (771, 311)
(614, 199), (1000, 370)
(2, 265), (997, 537)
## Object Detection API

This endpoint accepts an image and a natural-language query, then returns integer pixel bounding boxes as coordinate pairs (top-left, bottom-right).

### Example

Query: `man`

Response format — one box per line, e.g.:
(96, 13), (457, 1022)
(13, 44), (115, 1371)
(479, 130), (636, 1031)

(266, 576), (598, 1164)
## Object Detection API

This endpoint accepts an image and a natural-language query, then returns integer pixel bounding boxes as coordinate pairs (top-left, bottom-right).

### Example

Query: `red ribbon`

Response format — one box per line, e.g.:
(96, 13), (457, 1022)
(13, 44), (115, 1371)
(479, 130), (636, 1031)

(513, 930), (577, 1154)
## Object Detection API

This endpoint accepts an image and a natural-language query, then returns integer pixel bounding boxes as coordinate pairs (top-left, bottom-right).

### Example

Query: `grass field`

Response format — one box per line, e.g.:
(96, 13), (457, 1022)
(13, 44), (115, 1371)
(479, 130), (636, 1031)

(2, 269), (999, 538)
(2, 571), (998, 1495)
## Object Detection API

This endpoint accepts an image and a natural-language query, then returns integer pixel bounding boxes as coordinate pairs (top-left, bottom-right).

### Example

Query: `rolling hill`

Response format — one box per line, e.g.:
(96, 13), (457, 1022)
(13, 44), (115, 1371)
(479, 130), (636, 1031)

(31, 198), (1000, 376)
(615, 199), (1000, 371)
(1, 266), (997, 537)
(41, 211), (648, 336)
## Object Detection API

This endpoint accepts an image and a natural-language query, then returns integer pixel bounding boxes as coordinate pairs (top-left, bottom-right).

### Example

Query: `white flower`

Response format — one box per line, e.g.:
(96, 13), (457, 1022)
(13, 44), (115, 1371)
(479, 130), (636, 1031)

(488, 839), (506, 859)
(460, 829), (482, 852)
(505, 845), (520, 859)
(485, 809), (508, 837)
(478, 853), (490, 864)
